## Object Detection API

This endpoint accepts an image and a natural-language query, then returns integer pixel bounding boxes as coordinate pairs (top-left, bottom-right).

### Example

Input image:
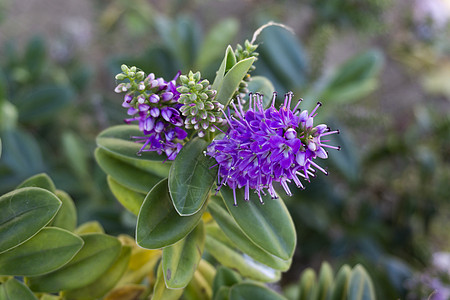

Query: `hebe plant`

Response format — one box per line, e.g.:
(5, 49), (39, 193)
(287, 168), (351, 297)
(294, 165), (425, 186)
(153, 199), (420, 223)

(0, 24), (377, 300)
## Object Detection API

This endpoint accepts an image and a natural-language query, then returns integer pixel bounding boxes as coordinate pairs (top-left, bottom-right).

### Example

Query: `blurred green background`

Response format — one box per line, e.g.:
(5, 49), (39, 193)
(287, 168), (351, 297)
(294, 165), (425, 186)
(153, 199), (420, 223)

(0, 0), (449, 298)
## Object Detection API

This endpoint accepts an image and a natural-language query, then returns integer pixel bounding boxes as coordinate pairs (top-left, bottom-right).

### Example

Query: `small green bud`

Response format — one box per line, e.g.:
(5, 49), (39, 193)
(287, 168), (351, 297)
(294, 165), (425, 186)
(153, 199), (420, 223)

(130, 66), (137, 73)
(121, 64), (129, 72)
(115, 73), (126, 80)
(180, 75), (189, 84)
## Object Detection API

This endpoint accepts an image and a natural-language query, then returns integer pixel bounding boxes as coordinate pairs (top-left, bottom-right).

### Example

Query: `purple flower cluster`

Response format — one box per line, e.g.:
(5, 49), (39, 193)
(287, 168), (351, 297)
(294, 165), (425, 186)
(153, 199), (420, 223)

(206, 92), (339, 205)
(116, 70), (187, 160)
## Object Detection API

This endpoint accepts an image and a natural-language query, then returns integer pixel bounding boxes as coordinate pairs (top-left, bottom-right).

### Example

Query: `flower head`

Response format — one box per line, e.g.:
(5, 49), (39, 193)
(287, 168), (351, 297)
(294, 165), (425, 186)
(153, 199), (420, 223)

(205, 92), (340, 206)
(177, 71), (224, 137)
(115, 65), (187, 160)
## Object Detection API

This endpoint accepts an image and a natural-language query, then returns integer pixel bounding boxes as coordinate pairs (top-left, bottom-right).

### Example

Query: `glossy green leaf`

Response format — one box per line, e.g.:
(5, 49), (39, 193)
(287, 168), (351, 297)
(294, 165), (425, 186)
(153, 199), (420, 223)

(196, 19), (239, 70)
(298, 268), (316, 300)
(214, 57), (256, 107)
(64, 245), (132, 300)
(136, 178), (206, 249)
(0, 278), (38, 300)
(220, 187), (296, 260)
(0, 227), (83, 276)
(311, 262), (333, 300)
(75, 221), (105, 234)
(169, 138), (217, 216)
(96, 125), (171, 177)
(107, 176), (146, 216)
(15, 85), (75, 123)
(162, 221), (205, 289)
(205, 225), (280, 282)
(16, 173), (55, 193)
(27, 233), (122, 293)
(95, 148), (162, 194)
(152, 263), (183, 300)
(229, 282), (287, 300)
(208, 196), (291, 271)
(348, 265), (376, 300)
(212, 266), (242, 296)
(331, 265), (351, 300)
(246, 76), (275, 108)
(50, 190), (77, 231)
(212, 46), (235, 91)
(0, 187), (61, 254)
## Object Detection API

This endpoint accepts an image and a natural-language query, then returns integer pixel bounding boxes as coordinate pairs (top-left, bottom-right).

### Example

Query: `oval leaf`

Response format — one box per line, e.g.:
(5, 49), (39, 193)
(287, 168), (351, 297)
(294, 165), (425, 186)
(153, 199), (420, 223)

(205, 226), (280, 282)
(168, 138), (217, 216)
(208, 196), (291, 271)
(212, 266), (242, 296)
(27, 233), (122, 293)
(348, 265), (376, 300)
(107, 176), (146, 216)
(162, 221), (205, 289)
(63, 245), (132, 300)
(75, 221), (105, 234)
(0, 187), (61, 254)
(0, 227), (83, 276)
(312, 262), (334, 300)
(16, 173), (56, 193)
(298, 268), (316, 300)
(50, 190), (77, 231)
(215, 57), (256, 107)
(96, 125), (170, 177)
(220, 187), (296, 260)
(331, 265), (351, 300)
(0, 278), (38, 300)
(229, 282), (286, 300)
(95, 148), (162, 194)
(152, 263), (184, 300)
(136, 179), (206, 249)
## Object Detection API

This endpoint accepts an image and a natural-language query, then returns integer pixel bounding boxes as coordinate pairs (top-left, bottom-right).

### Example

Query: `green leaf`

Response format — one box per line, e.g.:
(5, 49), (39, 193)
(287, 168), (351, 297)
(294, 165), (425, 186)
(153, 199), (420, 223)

(0, 227), (83, 276)
(347, 265), (376, 300)
(15, 85), (75, 123)
(63, 245), (132, 300)
(169, 138), (217, 216)
(62, 131), (89, 179)
(256, 25), (308, 91)
(152, 263), (184, 300)
(311, 262), (333, 300)
(74, 221), (105, 234)
(208, 196), (291, 271)
(212, 266), (242, 296)
(214, 57), (256, 107)
(50, 190), (77, 231)
(298, 268), (316, 300)
(96, 125), (171, 178)
(205, 225), (280, 282)
(0, 278), (38, 300)
(196, 19), (239, 70)
(212, 46), (235, 91)
(162, 221), (205, 289)
(0, 187), (61, 254)
(229, 282), (287, 300)
(311, 50), (383, 108)
(107, 176), (146, 216)
(16, 173), (56, 193)
(220, 187), (296, 261)
(183, 270), (212, 300)
(136, 178), (206, 249)
(95, 148), (162, 194)
(27, 233), (122, 293)
(214, 286), (231, 300)
(246, 76), (275, 108)
(330, 265), (351, 300)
